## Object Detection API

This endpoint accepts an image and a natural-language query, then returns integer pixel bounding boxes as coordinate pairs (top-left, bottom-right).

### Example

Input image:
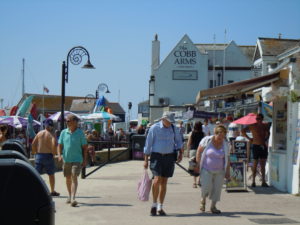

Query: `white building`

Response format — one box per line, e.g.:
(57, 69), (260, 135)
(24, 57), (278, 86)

(148, 34), (255, 122)
(196, 36), (300, 194)
(253, 37), (300, 76)
(252, 37), (300, 193)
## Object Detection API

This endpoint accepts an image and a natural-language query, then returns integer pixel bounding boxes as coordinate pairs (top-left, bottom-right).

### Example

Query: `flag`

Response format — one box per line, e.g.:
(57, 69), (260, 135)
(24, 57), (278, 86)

(16, 95), (34, 117)
(26, 114), (36, 139)
(261, 101), (273, 123)
(43, 86), (49, 93)
(93, 96), (106, 113)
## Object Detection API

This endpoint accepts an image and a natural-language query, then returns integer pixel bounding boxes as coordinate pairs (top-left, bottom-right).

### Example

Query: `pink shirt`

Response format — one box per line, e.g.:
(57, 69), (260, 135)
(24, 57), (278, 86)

(202, 142), (225, 171)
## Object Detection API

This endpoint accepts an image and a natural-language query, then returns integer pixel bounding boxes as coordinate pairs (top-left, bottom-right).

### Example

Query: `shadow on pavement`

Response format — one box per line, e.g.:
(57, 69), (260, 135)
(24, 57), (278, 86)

(55, 195), (101, 199)
(79, 203), (133, 207)
(171, 211), (283, 218)
(248, 186), (286, 195)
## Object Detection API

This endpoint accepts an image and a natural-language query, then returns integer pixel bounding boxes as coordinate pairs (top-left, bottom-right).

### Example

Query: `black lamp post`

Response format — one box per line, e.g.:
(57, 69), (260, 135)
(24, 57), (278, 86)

(61, 46), (95, 131)
(84, 94), (96, 103)
(95, 83), (110, 99)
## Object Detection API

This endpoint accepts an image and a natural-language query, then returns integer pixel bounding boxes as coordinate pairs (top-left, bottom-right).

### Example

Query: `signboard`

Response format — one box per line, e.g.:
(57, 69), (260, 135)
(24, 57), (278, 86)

(233, 141), (248, 160)
(172, 70), (198, 80)
(226, 161), (247, 191)
(192, 111), (226, 119)
(293, 119), (300, 165)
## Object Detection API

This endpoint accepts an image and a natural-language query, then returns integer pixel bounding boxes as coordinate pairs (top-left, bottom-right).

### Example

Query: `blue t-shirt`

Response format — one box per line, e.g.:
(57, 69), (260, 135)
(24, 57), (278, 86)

(58, 128), (87, 163)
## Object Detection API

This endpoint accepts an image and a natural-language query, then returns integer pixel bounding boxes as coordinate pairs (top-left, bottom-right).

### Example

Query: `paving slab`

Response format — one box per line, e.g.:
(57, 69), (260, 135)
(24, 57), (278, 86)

(41, 158), (300, 225)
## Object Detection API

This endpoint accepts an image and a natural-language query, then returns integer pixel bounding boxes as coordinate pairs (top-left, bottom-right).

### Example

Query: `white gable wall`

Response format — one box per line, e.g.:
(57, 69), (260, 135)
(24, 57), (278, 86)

(154, 35), (208, 106)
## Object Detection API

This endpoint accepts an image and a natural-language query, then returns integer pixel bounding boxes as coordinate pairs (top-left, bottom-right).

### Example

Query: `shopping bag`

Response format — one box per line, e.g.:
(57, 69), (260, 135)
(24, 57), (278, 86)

(137, 169), (152, 201)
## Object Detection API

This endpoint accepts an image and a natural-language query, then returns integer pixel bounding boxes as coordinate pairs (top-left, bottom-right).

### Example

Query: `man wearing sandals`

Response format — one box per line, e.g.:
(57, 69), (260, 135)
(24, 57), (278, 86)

(144, 111), (183, 216)
(32, 119), (60, 197)
(58, 114), (88, 207)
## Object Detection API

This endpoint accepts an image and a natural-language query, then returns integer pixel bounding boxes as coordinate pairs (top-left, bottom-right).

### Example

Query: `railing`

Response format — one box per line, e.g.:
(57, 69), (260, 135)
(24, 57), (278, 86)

(81, 140), (130, 179)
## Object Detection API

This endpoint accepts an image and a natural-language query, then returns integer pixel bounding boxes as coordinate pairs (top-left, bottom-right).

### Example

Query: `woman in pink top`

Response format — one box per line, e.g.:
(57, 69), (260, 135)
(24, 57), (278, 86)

(195, 125), (230, 214)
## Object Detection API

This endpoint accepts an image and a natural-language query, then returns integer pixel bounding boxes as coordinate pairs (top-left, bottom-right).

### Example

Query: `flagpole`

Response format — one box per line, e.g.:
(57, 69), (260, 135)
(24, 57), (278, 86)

(213, 34), (216, 88)
(42, 86), (45, 117)
(223, 29), (227, 85)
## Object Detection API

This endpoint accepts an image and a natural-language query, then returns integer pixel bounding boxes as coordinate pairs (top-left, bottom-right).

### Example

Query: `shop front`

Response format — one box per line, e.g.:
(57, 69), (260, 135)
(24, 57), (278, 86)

(267, 66), (300, 193)
(196, 67), (300, 194)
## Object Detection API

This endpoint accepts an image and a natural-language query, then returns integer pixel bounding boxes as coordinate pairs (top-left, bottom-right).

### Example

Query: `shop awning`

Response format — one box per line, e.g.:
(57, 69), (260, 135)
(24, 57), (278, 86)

(196, 70), (288, 104)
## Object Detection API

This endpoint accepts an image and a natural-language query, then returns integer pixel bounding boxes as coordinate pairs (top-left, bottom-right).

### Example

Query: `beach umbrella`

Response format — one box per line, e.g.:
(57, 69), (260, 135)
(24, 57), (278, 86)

(0, 116), (40, 128)
(232, 113), (257, 125)
(82, 112), (120, 121)
(48, 111), (81, 122)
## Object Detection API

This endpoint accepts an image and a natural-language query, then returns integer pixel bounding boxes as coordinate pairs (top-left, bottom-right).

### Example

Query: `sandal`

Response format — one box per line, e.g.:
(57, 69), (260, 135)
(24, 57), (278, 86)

(50, 191), (60, 196)
(71, 200), (78, 207)
(193, 183), (197, 188)
(211, 206), (221, 214)
(200, 200), (205, 212)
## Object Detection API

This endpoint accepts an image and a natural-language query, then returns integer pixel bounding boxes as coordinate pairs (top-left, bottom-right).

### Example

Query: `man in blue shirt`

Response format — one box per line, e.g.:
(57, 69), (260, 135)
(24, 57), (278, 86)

(144, 111), (183, 216)
(58, 114), (88, 207)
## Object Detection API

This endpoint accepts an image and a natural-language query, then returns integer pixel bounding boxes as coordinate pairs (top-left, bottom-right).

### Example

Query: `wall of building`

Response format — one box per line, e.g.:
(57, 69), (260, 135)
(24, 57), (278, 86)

(153, 35), (208, 107)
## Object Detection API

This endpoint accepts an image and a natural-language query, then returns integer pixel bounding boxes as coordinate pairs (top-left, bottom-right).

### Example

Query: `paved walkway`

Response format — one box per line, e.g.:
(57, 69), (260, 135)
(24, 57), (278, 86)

(42, 158), (300, 225)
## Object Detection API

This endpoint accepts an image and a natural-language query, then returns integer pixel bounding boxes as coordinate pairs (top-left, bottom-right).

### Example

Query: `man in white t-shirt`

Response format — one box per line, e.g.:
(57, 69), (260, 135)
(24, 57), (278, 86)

(227, 117), (239, 143)
(202, 118), (210, 136)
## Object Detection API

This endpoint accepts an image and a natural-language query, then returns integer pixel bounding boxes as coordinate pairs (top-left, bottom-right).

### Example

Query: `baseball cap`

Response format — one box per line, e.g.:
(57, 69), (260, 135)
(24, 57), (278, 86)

(161, 111), (175, 123)
(44, 119), (54, 127)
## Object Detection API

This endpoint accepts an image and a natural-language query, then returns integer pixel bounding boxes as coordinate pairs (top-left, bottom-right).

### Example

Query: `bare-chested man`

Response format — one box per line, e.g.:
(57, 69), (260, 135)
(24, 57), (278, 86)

(242, 113), (269, 187)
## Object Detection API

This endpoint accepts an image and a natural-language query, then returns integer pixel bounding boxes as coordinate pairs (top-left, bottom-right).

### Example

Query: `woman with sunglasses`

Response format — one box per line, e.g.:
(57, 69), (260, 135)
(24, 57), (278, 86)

(195, 125), (230, 214)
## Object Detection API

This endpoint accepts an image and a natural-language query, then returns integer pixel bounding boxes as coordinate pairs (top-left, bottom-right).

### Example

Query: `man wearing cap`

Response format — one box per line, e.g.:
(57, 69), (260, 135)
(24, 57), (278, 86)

(144, 111), (183, 216)
(32, 119), (60, 196)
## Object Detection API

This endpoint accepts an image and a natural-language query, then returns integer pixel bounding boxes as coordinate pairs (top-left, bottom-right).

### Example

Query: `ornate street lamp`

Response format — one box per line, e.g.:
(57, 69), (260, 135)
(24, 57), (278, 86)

(61, 46), (95, 130)
(84, 94), (96, 103)
(95, 83), (110, 99)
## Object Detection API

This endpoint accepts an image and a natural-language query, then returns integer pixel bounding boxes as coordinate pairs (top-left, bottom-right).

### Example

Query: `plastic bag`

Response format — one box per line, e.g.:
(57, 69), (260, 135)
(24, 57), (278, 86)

(137, 169), (152, 201)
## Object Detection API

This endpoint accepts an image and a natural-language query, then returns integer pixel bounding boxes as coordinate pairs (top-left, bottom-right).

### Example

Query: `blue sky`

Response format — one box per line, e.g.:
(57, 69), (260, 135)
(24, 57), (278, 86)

(1, 0), (300, 117)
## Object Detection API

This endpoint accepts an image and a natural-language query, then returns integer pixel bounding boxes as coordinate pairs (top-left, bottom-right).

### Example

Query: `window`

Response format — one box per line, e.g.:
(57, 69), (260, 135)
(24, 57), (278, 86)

(210, 80), (217, 88)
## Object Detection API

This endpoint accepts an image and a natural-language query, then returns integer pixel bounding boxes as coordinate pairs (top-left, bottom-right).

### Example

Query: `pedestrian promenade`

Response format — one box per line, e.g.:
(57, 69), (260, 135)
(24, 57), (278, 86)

(43, 158), (300, 225)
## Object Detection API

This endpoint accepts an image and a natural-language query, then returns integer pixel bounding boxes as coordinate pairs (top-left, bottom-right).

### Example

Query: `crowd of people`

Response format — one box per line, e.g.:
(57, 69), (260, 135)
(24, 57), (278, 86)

(1, 111), (271, 212)
(143, 112), (271, 216)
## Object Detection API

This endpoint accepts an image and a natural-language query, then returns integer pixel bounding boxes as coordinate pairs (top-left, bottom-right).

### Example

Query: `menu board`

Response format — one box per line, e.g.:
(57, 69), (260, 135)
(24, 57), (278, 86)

(226, 161), (247, 191)
(233, 141), (248, 160)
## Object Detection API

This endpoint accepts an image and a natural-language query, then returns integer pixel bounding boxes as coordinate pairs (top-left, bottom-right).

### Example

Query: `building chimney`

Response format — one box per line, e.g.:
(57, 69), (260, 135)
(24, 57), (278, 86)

(151, 34), (160, 75)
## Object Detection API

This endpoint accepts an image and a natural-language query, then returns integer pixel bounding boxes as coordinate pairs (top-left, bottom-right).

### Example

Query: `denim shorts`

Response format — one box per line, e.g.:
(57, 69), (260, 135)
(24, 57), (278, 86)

(35, 153), (55, 175)
(150, 152), (175, 178)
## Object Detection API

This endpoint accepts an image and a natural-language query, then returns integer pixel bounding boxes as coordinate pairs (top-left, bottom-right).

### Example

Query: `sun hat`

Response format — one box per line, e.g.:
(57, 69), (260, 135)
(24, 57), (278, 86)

(161, 111), (175, 123)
